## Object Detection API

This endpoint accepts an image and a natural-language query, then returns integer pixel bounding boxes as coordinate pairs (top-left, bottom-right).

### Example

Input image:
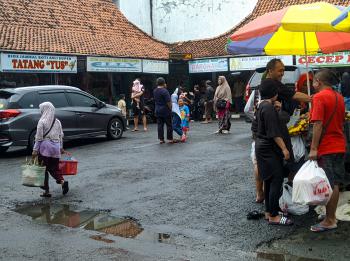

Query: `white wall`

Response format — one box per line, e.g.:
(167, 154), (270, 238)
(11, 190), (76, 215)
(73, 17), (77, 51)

(117, 0), (258, 43)
(118, 0), (153, 35)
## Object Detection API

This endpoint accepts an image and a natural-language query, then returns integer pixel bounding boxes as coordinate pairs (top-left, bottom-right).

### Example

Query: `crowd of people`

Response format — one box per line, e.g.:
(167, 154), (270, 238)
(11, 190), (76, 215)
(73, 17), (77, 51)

(116, 75), (246, 143)
(249, 58), (350, 232)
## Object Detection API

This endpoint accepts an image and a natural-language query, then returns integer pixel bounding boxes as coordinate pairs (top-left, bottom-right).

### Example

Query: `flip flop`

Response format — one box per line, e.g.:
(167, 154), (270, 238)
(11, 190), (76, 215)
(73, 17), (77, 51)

(269, 216), (293, 226)
(310, 223), (337, 232)
(247, 210), (264, 220)
(131, 129), (139, 132)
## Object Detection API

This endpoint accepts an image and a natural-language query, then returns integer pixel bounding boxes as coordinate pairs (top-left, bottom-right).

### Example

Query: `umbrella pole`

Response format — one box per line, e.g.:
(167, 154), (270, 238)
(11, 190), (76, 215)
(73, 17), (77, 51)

(303, 32), (311, 97)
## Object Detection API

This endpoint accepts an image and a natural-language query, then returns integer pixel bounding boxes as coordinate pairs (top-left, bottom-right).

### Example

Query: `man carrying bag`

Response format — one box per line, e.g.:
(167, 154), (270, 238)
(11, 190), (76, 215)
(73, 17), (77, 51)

(309, 69), (350, 232)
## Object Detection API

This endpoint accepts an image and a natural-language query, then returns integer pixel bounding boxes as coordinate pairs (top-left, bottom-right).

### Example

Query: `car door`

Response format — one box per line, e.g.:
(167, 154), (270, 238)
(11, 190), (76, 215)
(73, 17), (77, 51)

(66, 91), (109, 134)
(38, 91), (79, 137)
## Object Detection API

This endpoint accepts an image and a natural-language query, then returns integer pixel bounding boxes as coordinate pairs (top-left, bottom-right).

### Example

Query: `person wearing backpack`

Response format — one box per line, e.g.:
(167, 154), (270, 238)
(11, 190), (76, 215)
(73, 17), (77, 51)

(309, 69), (349, 232)
(32, 102), (69, 197)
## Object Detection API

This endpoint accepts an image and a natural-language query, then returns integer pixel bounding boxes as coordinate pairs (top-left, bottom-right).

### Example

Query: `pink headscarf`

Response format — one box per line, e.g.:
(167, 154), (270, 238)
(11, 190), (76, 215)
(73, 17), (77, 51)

(35, 102), (63, 145)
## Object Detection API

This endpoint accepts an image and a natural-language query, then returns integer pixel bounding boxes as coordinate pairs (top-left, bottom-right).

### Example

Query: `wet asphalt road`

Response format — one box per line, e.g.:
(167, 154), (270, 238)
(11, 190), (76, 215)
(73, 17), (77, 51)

(0, 120), (349, 261)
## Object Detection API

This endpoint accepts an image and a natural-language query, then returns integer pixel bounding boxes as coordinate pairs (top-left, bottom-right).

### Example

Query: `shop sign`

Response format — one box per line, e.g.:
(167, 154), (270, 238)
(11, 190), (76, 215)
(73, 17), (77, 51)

(0, 53), (77, 73)
(87, 57), (142, 72)
(169, 53), (192, 60)
(229, 55), (293, 71)
(143, 60), (169, 74)
(296, 52), (350, 67)
(189, 58), (228, 73)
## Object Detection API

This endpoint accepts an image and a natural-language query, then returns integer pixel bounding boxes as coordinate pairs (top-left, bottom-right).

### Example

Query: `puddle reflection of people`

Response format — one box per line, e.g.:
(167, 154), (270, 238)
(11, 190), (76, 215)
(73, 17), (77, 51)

(39, 205), (80, 228)
(32, 102), (69, 198)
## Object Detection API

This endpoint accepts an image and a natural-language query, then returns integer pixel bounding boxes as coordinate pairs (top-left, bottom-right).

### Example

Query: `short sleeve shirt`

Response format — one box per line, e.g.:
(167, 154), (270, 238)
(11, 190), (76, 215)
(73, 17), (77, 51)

(153, 87), (171, 117)
(257, 101), (282, 140)
(310, 88), (346, 156)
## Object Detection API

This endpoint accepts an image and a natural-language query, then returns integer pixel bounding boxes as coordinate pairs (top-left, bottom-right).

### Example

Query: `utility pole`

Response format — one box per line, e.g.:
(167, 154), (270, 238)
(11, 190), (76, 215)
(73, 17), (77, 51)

(150, 0), (154, 36)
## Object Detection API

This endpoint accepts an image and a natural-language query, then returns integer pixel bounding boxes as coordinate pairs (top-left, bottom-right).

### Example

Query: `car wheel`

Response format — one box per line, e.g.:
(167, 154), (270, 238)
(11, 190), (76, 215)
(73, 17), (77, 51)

(0, 146), (9, 154)
(107, 118), (123, 140)
(27, 130), (36, 153)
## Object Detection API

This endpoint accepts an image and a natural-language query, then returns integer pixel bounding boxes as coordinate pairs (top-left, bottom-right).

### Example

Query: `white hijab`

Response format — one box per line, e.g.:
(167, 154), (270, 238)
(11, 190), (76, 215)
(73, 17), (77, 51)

(35, 102), (63, 144)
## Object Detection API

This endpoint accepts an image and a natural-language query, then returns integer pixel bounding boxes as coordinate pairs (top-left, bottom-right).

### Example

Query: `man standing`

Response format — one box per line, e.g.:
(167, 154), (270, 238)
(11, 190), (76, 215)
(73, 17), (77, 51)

(233, 77), (245, 114)
(265, 58), (310, 111)
(309, 69), (349, 232)
(153, 77), (174, 144)
(202, 80), (214, 123)
(131, 79), (148, 132)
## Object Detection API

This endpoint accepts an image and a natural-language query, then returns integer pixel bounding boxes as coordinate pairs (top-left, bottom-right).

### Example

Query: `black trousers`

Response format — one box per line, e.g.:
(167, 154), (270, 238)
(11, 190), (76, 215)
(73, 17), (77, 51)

(264, 172), (283, 217)
(157, 115), (173, 141)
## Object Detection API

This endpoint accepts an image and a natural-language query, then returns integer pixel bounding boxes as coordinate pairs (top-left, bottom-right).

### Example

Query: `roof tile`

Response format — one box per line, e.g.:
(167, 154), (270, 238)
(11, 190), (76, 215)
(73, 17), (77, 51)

(0, 0), (169, 59)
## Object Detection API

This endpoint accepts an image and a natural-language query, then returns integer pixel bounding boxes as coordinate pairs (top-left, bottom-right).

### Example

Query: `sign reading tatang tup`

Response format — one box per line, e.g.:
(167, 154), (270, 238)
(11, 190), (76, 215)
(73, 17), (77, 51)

(0, 53), (77, 73)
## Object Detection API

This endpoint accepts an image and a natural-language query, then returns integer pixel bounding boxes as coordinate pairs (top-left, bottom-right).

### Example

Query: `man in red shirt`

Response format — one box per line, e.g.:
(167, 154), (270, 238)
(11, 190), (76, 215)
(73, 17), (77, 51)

(309, 69), (348, 232)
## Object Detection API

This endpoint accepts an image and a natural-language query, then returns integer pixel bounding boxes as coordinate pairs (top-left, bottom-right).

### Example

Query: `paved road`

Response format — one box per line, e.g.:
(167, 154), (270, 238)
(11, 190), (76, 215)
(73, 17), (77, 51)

(0, 121), (349, 261)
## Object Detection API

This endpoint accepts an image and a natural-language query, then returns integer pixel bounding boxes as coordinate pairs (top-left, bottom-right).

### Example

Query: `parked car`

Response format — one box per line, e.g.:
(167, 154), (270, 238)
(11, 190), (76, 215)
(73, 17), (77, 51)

(0, 85), (127, 153)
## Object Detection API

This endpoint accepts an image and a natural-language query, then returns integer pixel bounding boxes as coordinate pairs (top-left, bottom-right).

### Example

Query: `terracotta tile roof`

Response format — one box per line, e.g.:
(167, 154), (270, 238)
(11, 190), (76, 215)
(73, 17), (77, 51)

(0, 0), (169, 59)
(170, 0), (350, 59)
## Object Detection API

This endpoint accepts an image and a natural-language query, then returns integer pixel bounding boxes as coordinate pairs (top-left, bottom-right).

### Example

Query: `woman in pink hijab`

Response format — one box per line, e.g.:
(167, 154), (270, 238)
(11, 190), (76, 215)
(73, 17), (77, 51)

(32, 102), (69, 197)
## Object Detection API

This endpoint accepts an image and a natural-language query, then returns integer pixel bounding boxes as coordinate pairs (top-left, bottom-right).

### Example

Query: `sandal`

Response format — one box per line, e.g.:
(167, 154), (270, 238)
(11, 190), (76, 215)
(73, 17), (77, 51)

(40, 192), (52, 198)
(159, 140), (165, 144)
(247, 210), (264, 220)
(310, 223), (337, 232)
(131, 129), (139, 132)
(269, 216), (293, 226)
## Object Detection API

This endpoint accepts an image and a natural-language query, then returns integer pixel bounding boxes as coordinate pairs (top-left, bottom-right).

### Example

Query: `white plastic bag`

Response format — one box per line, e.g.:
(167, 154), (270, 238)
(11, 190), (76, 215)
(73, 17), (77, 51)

(292, 160), (333, 206)
(21, 158), (46, 187)
(244, 90), (255, 121)
(279, 184), (309, 215)
(291, 136), (306, 162)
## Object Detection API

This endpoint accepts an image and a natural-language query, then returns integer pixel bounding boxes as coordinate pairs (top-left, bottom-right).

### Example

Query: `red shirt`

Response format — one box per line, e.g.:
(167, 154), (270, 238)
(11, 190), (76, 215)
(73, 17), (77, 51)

(310, 88), (346, 156)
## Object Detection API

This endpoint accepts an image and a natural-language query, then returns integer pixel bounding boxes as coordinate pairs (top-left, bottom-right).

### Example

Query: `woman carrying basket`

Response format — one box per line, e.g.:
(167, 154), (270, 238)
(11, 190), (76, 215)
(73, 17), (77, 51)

(32, 102), (69, 197)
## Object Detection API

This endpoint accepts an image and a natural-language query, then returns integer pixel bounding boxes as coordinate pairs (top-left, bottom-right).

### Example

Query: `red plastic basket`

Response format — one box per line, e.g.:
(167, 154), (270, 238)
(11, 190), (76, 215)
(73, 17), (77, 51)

(58, 155), (78, 176)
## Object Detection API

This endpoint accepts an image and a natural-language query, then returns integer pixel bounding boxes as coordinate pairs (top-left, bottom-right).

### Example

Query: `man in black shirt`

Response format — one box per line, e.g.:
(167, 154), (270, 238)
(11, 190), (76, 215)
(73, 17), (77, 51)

(202, 80), (214, 123)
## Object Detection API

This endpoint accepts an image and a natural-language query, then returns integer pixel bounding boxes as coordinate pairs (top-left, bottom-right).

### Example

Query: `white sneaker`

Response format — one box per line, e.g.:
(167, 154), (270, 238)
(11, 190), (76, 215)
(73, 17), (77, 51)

(222, 130), (229, 134)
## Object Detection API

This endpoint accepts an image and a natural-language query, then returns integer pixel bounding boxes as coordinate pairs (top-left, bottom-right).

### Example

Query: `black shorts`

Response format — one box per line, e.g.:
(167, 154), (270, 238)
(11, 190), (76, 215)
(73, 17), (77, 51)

(132, 102), (144, 117)
(318, 154), (350, 188)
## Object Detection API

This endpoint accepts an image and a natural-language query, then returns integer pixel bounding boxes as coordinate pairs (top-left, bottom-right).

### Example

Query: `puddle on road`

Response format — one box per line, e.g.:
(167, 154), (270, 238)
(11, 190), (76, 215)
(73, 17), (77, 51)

(14, 203), (172, 243)
(257, 251), (325, 261)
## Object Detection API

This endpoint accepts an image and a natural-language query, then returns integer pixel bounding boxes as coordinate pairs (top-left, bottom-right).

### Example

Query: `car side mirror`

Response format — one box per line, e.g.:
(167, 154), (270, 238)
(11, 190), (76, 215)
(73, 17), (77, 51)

(98, 101), (106, 108)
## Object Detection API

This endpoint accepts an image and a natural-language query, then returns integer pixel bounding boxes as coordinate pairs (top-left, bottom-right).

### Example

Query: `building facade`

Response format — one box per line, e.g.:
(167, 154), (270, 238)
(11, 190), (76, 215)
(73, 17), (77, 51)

(118, 0), (257, 43)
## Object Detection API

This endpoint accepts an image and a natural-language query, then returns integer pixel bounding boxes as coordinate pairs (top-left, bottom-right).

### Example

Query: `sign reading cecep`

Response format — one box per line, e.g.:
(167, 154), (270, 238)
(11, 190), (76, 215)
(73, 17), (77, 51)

(0, 53), (77, 73)
(296, 52), (350, 67)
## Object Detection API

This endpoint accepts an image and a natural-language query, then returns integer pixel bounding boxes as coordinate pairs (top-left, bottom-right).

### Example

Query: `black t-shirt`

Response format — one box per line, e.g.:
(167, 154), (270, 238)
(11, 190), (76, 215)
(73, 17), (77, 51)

(206, 86), (214, 101)
(274, 80), (297, 115)
(256, 101), (282, 141)
(153, 87), (171, 117)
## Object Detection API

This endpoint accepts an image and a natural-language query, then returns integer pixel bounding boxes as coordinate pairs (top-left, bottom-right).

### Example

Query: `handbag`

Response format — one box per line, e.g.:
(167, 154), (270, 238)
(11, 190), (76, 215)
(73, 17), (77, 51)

(216, 99), (227, 110)
(306, 91), (338, 148)
(21, 157), (46, 187)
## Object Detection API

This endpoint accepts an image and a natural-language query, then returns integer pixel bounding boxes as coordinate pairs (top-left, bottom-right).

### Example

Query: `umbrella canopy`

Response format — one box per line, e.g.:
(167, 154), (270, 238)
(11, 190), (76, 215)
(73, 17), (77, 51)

(226, 2), (350, 55)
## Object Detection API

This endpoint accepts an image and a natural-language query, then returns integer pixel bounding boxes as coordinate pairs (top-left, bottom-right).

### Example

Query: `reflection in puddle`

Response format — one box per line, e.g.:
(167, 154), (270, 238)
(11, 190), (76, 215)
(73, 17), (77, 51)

(257, 251), (325, 261)
(14, 203), (172, 243)
(14, 204), (144, 238)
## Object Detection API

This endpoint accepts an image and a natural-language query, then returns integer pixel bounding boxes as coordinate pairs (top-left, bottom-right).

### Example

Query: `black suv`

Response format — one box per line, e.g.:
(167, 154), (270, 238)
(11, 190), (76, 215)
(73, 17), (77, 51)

(0, 85), (126, 153)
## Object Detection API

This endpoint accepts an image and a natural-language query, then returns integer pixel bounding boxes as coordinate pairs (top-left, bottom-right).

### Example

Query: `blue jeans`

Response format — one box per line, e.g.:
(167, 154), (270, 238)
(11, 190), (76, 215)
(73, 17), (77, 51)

(172, 112), (183, 137)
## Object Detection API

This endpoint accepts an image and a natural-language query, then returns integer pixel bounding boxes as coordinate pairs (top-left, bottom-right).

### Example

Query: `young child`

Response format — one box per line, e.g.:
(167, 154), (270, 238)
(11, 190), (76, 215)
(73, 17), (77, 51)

(117, 94), (128, 127)
(131, 79), (143, 109)
(117, 94), (127, 117)
(179, 98), (190, 139)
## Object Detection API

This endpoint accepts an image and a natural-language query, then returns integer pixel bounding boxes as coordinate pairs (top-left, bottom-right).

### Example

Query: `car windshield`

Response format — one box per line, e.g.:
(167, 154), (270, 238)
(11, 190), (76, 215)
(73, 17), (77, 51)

(250, 70), (298, 88)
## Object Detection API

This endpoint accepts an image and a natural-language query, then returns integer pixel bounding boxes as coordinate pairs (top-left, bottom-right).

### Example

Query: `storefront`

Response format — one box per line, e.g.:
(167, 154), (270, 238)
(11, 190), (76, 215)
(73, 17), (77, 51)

(0, 52), (79, 88)
(188, 58), (230, 90)
(86, 56), (169, 104)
